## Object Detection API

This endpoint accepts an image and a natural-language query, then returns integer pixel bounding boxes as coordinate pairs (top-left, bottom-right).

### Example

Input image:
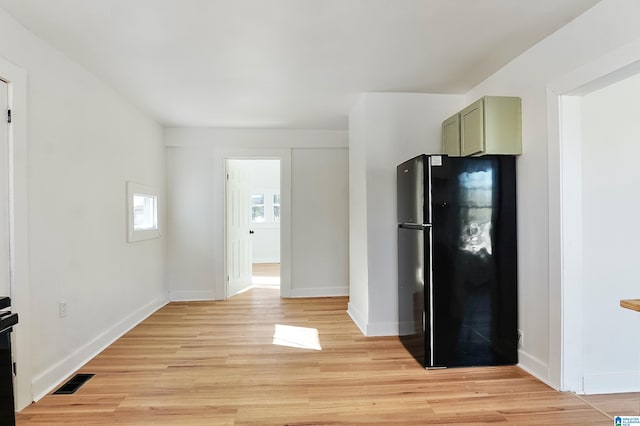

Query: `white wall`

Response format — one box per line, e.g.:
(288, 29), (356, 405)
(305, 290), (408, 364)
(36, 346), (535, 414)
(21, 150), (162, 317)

(580, 74), (640, 393)
(166, 147), (216, 300)
(347, 93), (464, 335)
(248, 159), (280, 264)
(291, 148), (349, 297)
(347, 97), (369, 331)
(0, 8), (167, 403)
(165, 128), (349, 299)
(465, 0), (640, 389)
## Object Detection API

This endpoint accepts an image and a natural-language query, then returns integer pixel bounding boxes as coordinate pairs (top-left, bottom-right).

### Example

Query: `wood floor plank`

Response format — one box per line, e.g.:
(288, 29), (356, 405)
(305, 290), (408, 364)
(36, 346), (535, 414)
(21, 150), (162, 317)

(16, 288), (615, 425)
(581, 392), (640, 417)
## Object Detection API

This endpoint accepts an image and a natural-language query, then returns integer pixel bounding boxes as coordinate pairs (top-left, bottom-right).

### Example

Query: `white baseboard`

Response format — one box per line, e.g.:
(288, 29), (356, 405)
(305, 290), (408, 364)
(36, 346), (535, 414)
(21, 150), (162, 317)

(347, 302), (367, 336)
(289, 286), (348, 298)
(398, 321), (415, 336)
(582, 372), (640, 394)
(346, 302), (399, 336)
(364, 321), (399, 337)
(31, 294), (168, 401)
(169, 290), (217, 301)
(252, 258), (280, 264)
(517, 350), (553, 388)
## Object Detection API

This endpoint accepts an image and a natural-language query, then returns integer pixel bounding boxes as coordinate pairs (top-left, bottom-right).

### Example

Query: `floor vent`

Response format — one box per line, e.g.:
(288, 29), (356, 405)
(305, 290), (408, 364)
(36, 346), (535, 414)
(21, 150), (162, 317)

(53, 373), (95, 395)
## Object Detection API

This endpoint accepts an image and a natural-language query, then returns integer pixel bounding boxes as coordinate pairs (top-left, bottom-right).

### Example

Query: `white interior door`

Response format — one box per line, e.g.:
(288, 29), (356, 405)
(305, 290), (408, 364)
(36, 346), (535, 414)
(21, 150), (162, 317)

(0, 81), (9, 299)
(226, 159), (253, 297)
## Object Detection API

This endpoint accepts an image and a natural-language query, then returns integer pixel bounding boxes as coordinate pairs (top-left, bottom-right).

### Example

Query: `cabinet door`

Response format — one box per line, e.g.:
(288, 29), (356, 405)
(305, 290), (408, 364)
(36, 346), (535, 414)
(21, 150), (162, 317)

(460, 98), (484, 156)
(483, 96), (522, 155)
(442, 114), (460, 156)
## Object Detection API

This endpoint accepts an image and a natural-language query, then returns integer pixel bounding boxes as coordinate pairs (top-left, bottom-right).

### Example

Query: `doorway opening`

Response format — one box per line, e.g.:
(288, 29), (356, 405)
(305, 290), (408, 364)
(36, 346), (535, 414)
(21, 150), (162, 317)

(0, 60), (32, 411)
(225, 158), (281, 297)
(553, 57), (640, 401)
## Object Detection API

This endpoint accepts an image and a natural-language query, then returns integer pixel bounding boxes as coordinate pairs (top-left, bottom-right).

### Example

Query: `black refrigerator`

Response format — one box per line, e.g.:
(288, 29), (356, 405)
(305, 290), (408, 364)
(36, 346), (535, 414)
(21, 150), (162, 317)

(397, 154), (517, 369)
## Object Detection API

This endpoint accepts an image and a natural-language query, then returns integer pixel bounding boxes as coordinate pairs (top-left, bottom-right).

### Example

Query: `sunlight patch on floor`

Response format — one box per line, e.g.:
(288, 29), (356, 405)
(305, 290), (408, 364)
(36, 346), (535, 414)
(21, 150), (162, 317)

(272, 324), (322, 351)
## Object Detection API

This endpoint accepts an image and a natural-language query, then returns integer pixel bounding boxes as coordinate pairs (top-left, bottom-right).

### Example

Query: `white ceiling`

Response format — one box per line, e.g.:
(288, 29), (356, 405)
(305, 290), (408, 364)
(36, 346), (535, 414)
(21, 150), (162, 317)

(0, 0), (601, 129)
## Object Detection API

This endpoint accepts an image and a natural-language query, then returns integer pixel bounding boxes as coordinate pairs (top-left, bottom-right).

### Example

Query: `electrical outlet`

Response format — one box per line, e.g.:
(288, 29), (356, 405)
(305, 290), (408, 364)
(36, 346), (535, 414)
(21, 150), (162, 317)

(517, 329), (524, 349)
(59, 300), (68, 318)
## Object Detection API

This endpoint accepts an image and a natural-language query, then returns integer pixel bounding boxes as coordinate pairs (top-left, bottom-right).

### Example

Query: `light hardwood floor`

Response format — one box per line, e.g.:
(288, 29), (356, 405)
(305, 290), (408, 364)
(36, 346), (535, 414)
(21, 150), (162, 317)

(252, 263), (280, 287)
(17, 288), (618, 425)
(581, 392), (639, 417)
(252, 263), (280, 278)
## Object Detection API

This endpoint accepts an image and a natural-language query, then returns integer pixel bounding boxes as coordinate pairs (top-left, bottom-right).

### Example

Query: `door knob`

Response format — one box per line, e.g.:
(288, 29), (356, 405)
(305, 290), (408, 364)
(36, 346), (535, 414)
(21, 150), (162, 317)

(249, 230), (254, 235)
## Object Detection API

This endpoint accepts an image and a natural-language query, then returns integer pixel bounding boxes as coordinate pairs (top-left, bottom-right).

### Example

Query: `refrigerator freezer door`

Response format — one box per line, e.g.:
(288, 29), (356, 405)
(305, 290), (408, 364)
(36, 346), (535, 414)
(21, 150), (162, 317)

(397, 155), (427, 225)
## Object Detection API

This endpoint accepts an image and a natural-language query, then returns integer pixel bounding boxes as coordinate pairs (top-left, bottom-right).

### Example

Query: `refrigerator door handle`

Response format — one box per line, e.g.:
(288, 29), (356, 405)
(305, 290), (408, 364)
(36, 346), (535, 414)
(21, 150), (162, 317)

(398, 223), (431, 230)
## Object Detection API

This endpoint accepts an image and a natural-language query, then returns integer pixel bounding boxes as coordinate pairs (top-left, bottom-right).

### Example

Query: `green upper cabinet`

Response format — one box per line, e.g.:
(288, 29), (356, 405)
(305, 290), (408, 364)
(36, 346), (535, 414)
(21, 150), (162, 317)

(442, 113), (460, 156)
(443, 96), (522, 156)
(460, 99), (485, 156)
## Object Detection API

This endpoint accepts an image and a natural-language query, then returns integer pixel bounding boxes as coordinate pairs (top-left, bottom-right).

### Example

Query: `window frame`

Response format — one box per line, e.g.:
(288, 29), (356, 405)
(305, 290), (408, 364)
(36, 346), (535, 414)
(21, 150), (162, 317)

(127, 181), (160, 242)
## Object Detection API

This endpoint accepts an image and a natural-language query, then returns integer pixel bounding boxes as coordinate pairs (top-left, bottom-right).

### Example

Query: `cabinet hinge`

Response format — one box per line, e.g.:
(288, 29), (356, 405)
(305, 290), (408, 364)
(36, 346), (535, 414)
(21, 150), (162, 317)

(13, 362), (16, 375)
(7, 109), (11, 124)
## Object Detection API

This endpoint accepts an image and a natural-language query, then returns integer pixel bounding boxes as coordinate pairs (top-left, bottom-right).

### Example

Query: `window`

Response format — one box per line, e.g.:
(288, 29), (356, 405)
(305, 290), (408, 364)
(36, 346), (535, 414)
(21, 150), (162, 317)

(133, 194), (157, 230)
(251, 194), (265, 222)
(251, 191), (280, 223)
(127, 182), (160, 242)
(273, 194), (280, 222)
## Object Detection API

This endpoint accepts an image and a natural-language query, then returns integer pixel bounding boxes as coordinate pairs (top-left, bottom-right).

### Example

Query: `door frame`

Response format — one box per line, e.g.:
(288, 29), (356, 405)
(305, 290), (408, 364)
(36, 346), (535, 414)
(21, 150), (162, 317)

(0, 58), (32, 410)
(217, 148), (291, 299)
(547, 40), (640, 391)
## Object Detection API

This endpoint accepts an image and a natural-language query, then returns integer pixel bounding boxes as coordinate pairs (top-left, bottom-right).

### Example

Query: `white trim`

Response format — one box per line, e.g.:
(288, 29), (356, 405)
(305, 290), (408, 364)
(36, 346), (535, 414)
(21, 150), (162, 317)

(169, 290), (217, 302)
(0, 55), (31, 410)
(289, 286), (348, 298)
(547, 38), (640, 392)
(398, 321), (415, 336)
(347, 302), (399, 337)
(346, 301), (367, 335)
(32, 295), (167, 401)
(252, 257), (280, 264)
(582, 372), (640, 395)
(216, 148), (292, 299)
(517, 351), (551, 388)
(362, 321), (399, 337)
(557, 95), (584, 393)
(545, 87), (563, 391)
